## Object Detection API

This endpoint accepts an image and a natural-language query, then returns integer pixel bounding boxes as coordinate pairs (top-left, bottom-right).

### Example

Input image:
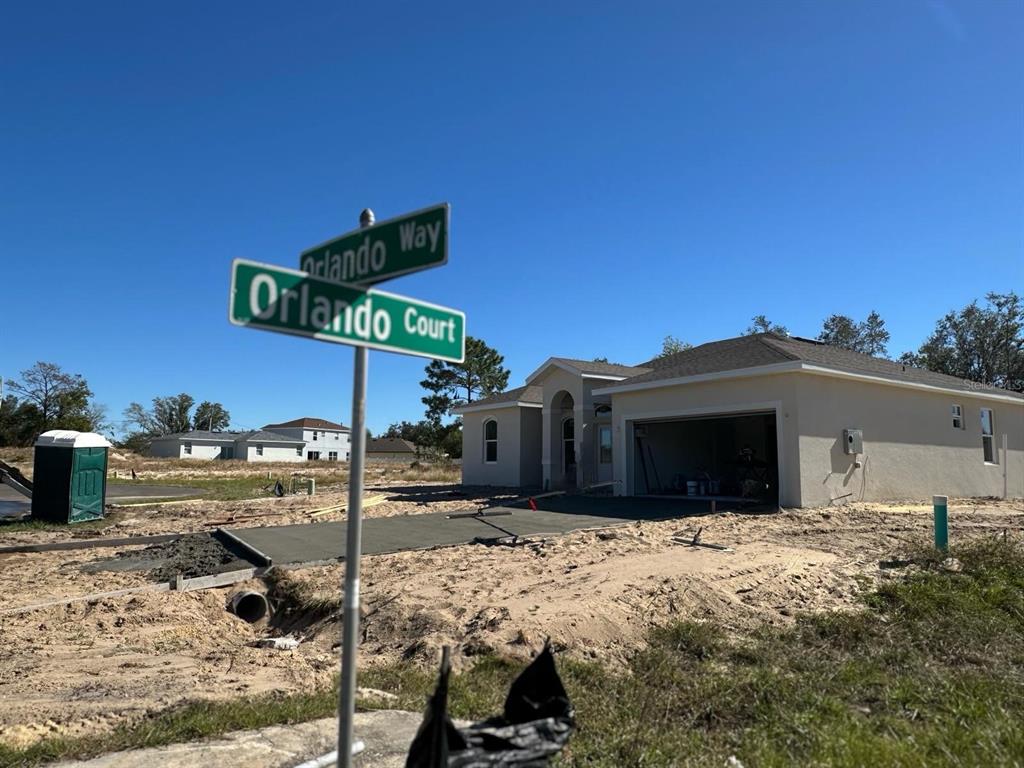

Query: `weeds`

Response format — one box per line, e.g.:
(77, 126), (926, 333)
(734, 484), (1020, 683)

(3, 538), (1022, 767)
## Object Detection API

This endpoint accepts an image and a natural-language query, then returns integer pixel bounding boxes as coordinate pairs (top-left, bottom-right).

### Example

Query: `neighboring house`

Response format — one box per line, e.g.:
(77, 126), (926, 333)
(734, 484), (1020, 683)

(366, 438), (420, 460)
(454, 333), (1023, 507)
(148, 429), (306, 462)
(263, 417), (351, 462)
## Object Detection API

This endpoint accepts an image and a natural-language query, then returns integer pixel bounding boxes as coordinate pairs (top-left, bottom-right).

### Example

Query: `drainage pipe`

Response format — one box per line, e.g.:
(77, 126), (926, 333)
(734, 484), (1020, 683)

(228, 591), (269, 623)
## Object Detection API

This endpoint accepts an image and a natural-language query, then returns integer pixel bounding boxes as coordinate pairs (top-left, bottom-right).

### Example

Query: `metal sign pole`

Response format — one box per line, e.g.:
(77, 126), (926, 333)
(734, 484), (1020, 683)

(337, 207), (375, 767)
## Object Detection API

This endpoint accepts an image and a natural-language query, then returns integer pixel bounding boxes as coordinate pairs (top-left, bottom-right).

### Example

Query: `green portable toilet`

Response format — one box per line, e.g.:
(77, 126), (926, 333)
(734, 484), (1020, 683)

(31, 430), (112, 523)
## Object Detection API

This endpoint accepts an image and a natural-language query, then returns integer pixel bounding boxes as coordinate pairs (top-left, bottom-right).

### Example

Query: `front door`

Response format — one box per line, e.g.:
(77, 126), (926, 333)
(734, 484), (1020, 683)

(597, 424), (613, 483)
(70, 448), (106, 522)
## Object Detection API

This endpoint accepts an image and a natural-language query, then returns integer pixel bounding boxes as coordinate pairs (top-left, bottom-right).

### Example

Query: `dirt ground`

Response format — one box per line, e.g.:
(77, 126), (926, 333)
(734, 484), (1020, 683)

(0, 490), (1021, 750)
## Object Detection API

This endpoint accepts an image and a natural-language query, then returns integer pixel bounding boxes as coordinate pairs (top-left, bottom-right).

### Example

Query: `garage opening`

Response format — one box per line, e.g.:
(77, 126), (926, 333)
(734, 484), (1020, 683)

(632, 411), (778, 503)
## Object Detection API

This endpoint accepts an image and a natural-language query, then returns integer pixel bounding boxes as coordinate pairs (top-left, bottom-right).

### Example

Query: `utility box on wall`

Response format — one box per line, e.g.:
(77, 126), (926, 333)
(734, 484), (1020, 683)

(843, 428), (863, 455)
(31, 430), (112, 523)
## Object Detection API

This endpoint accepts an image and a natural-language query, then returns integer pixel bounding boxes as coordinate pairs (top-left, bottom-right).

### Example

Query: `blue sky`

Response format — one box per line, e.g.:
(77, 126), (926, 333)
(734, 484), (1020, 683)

(2, 1), (1021, 436)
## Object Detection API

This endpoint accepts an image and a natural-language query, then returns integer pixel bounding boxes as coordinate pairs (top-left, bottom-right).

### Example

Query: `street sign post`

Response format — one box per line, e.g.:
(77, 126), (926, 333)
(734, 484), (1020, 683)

(229, 258), (465, 362)
(300, 202), (449, 286)
(230, 204), (463, 768)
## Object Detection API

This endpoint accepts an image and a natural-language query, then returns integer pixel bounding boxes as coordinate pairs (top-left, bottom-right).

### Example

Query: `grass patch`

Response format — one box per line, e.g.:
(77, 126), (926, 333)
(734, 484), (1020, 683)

(3, 538), (1022, 766)
(108, 471), (350, 501)
(0, 688), (339, 767)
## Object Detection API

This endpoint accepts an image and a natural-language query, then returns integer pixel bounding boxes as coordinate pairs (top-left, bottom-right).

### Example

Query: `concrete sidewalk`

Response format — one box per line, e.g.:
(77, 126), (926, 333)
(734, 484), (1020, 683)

(226, 495), (712, 566)
(53, 710), (423, 768)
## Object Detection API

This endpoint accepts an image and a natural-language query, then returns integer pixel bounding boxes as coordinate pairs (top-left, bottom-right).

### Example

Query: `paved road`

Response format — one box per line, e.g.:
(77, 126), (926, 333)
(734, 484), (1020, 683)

(226, 495), (721, 565)
(0, 483), (203, 518)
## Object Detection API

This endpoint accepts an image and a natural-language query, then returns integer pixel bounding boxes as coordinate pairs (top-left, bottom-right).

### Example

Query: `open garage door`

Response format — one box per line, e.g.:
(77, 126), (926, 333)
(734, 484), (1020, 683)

(632, 411), (778, 503)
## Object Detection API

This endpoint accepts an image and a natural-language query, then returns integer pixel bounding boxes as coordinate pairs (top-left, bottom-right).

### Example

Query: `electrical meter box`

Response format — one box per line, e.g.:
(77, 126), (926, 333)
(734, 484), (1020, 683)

(843, 428), (863, 455)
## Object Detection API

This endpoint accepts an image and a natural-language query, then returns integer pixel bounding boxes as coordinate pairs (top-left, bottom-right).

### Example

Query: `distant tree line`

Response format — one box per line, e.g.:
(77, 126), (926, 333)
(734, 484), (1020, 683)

(120, 394), (231, 453)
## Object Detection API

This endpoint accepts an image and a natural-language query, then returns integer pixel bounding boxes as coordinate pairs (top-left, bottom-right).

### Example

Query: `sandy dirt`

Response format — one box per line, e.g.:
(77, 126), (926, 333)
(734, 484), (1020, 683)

(0, 493), (1020, 749)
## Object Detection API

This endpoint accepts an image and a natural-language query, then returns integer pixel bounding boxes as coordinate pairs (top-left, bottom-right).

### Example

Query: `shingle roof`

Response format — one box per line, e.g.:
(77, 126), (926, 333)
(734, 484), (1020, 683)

(236, 430), (306, 443)
(152, 430), (242, 442)
(263, 417), (349, 431)
(549, 358), (650, 378)
(622, 333), (1023, 398)
(366, 437), (418, 453)
(464, 385), (544, 408)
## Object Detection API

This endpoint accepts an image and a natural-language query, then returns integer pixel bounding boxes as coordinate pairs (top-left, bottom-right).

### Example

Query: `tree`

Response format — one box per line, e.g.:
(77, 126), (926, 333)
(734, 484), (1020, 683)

(901, 292), (1023, 392)
(124, 393), (196, 436)
(382, 419), (442, 447)
(421, 337), (510, 422)
(655, 335), (692, 359)
(818, 311), (890, 357)
(8, 362), (97, 433)
(3, 362), (104, 441)
(744, 315), (789, 336)
(192, 401), (231, 431)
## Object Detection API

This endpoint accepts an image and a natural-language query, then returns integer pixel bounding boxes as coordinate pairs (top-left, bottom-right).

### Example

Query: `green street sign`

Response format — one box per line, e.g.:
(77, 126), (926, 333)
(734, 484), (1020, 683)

(229, 259), (465, 362)
(299, 203), (449, 286)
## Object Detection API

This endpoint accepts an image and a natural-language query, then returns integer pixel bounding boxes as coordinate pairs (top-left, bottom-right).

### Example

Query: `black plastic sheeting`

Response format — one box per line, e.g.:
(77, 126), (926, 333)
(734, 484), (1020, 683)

(406, 643), (575, 767)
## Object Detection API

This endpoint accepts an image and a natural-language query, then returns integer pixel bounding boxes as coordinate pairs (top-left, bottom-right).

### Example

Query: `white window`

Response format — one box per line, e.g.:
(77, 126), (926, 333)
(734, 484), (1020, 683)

(295, 446), (302, 456)
(329, 451), (338, 461)
(951, 404), (963, 430)
(313, 431), (318, 441)
(981, 408), (996, 463)
(256, 444), (263, 456)
(484, 419), (498, 463)
(183, 442), (192, 455)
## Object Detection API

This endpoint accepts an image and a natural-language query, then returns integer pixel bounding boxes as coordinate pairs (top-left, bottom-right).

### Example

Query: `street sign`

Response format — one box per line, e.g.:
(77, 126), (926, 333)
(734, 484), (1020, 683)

(299, 202), (449, 286)
(229, 258), (465, 362)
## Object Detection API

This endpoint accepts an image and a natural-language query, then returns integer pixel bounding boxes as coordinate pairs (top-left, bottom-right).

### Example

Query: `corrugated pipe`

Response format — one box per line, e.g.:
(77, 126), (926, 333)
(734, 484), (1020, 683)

(228, 591), (268, 623)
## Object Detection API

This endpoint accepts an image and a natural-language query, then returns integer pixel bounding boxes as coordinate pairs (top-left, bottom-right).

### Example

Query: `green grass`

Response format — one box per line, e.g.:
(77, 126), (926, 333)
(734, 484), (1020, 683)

(108, 471), (350, 501)
(3, 538), (1023, 767)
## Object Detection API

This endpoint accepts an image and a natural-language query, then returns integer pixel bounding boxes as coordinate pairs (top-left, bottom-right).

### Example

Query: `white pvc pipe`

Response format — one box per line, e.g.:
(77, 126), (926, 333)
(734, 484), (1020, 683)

(292, 740), (364, 768)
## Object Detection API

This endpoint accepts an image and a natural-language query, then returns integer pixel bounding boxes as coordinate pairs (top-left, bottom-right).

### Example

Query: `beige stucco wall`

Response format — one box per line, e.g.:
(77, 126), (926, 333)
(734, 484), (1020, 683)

(609, 372), (802, 505)
(460, 407), (525, 486)
(519, 407), (543, 487)
(794, 374), (1023, 505)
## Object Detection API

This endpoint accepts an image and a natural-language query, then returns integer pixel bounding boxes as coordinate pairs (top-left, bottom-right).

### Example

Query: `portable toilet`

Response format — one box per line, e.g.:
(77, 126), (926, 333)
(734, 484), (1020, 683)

(31, 430), (112, 523)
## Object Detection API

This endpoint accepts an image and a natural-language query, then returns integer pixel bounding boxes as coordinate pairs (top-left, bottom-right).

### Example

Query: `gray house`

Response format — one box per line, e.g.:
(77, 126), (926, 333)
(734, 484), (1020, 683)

(455, 333), (1022, 507)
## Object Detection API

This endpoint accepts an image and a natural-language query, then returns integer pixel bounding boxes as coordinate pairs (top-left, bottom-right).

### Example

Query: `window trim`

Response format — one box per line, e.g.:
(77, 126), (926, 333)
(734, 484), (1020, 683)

(980, 408), (996, 464)
(183, 442), (192, 455)
(328, 451), (338, 461)
(256, 444), (263, 456)
(951, 404), (963, 430)
(295, 445), (302, 456)
(483, 418), (498, 464)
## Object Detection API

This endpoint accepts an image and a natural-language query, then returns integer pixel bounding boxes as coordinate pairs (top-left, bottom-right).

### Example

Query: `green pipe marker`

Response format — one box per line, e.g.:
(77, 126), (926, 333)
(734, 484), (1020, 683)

(933, 495), (948, 551)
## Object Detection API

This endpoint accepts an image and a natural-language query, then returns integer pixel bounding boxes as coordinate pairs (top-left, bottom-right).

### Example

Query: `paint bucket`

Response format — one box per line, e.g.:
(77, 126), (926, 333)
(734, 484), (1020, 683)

(686, 481), (698, 496)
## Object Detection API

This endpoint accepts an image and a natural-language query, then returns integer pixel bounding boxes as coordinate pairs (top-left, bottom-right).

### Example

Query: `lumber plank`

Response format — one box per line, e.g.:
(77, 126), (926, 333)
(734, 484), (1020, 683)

(0, 533), (184, 555)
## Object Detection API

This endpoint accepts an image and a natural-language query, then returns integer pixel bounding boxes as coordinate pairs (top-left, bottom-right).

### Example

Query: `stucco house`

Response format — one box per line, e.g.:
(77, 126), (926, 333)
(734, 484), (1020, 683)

(455, 333), (1023, 507)
(263, 417), (351, 462)
(148, 429), (306, 462)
